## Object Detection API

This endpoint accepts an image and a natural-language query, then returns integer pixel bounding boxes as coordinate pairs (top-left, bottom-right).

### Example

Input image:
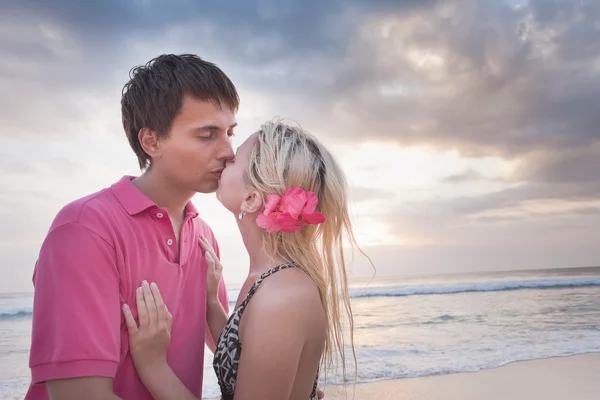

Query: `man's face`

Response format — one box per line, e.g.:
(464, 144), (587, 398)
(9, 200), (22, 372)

(155, 95), (236, 194)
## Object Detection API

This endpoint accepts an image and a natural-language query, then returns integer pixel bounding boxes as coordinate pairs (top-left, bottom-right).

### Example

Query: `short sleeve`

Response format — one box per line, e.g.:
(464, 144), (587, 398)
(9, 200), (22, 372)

(29, 222), (121, 383)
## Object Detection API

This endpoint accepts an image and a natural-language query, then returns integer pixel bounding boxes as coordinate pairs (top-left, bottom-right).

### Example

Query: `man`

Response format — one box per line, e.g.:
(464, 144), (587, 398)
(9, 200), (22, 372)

(25, 54), (237, 399)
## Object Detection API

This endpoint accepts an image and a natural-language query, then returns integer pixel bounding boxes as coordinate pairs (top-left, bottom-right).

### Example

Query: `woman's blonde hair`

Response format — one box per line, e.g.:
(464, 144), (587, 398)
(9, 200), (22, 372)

(244, 118), (367, 388)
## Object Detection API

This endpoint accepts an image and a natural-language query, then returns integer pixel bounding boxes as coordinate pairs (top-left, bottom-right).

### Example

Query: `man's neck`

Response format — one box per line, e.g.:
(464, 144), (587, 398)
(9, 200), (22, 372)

(132, 170), (194, 221)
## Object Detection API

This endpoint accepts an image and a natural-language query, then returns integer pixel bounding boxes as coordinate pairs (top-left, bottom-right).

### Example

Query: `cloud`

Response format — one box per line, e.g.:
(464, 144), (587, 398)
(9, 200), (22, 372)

(516, 144), (600, 184)
(320, 1), (599, 153)
(348, 241), (600, 278)
(442, 169), (487, 183)
(1, 0), (600, 292)
(380, 196), (600, 248)
(436, 143), (600, 217)
(442, 181), (600, 215)
(3, 0), (598, 156)
(350, 186), (398, 203)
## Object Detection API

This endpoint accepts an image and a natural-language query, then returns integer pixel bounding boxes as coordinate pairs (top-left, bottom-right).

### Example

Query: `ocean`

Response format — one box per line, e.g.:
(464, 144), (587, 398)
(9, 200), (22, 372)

(1, 267), (600, 399)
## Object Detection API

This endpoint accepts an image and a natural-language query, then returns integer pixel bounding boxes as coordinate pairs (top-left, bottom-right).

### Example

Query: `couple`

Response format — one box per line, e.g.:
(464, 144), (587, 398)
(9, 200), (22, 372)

(25, 54), (360, 400)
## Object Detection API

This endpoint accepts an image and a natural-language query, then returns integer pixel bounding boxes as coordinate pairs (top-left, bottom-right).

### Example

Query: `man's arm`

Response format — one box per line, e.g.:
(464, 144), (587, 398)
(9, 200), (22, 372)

(29, 222), (121, 398)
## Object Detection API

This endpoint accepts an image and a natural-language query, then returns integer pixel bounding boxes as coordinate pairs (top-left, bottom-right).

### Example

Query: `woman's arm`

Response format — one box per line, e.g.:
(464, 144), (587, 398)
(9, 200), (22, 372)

(123, 282), (199, 400)
(207, 296), (229, 347)
(121, 237), (230, 400)
(200, 236), (229, 345)
(134, 363), (198, 400)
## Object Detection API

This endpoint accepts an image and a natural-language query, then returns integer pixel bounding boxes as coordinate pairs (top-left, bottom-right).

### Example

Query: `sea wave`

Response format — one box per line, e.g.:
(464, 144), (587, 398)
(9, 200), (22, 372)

(0, 308), (32, 320)
(3, 276), (600, 319)
(349, 276), (600, 299)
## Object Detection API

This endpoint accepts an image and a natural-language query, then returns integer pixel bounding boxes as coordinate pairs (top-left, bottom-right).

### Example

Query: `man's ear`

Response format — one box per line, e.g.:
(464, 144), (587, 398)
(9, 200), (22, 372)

(241, 190), (264, 214)
(138, 128), (161, 160)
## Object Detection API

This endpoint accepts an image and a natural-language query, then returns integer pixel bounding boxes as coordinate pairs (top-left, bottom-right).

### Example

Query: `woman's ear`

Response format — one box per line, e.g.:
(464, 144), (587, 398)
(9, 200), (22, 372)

(138, 128), (161, 160)
(241, 190), (264, 214)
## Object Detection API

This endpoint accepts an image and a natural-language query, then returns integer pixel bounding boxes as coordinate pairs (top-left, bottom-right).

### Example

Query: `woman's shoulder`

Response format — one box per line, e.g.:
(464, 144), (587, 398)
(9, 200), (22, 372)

(246, 266), (325, 329)
(263, 266), (319, 300)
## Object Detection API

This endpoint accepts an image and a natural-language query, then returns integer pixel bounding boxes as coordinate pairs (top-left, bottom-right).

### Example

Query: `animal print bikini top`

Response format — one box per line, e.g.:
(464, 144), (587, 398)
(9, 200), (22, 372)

(212, 263), (319, 400)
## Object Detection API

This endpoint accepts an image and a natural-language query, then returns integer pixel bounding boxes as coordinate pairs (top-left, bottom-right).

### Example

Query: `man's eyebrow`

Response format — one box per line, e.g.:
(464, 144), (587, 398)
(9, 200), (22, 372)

(193, 123), (238, 131)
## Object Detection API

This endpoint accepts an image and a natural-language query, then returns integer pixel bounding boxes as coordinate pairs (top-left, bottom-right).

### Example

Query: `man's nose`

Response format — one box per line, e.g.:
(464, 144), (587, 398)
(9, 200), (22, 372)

(218, 135), (235, 163)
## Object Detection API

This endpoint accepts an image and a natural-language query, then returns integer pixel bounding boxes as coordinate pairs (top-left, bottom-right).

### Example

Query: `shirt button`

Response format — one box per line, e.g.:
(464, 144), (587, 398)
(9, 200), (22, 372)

(167, 239), (173, 246)
(157, 212), (164, 218)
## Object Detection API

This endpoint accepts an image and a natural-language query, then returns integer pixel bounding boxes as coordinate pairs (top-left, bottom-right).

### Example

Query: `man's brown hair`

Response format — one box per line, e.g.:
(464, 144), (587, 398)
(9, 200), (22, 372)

(121, 54), (240, 169)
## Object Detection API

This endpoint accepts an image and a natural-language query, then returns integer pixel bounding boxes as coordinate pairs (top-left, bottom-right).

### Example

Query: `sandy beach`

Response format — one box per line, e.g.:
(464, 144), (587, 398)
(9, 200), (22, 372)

(322, 353), (600, 400)
(206, 353), (600, 400)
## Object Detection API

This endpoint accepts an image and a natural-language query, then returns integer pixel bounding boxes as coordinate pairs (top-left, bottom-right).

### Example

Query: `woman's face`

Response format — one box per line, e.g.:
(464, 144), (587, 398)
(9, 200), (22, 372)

(216, 133), (259, 214)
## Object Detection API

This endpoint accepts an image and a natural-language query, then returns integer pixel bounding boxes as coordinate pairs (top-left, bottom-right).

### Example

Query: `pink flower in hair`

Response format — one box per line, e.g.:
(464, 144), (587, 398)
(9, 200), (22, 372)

(256, 187), (326, 233)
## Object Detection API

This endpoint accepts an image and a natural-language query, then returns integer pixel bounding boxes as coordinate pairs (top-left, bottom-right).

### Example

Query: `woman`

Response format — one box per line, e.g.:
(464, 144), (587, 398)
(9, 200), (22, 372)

(123, 120), (363, 399)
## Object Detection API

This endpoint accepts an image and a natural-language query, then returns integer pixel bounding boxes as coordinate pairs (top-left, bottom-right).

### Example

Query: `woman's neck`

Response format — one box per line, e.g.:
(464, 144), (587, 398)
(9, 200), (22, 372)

(238, 218), (288, 279)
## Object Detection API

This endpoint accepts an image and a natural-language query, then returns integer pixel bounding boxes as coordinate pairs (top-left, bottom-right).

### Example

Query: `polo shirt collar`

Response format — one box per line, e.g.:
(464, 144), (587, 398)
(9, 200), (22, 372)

(184, 200), (199, 219)
(112, 175), (199, 219)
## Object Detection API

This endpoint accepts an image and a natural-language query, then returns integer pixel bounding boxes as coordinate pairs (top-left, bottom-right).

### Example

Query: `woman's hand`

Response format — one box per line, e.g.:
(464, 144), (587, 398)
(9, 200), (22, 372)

(123, 282), (198, 400)
(122, 280), (173, 378)
(199, 235), (229, 350)
(199, 235), (223, 300)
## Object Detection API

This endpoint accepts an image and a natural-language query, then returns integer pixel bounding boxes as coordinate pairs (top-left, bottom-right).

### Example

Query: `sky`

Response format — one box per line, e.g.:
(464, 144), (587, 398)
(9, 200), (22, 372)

(1, 0), (599, 293)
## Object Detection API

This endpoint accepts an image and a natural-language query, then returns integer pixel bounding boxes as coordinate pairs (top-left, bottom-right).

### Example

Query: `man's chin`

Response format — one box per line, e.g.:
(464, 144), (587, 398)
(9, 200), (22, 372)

(195, 180), (219, 194)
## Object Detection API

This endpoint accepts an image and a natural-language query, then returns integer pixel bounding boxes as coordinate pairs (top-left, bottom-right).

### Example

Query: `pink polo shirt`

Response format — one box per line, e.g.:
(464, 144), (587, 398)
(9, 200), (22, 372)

(25, 175), (229, 399)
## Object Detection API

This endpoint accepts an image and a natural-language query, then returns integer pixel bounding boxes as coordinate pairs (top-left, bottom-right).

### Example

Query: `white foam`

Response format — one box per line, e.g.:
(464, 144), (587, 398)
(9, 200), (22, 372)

(349, 276), (600, 298)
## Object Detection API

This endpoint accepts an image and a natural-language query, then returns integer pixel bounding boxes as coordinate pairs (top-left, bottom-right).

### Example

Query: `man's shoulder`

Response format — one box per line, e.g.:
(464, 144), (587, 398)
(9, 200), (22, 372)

(49, 185), (119, 235)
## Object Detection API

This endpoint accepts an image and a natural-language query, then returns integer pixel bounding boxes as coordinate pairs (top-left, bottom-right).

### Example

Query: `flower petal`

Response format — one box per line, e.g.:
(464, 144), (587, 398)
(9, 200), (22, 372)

(256, 212), (282, 232)
(276, 213), (303, 232)
(280, 187), (307, 219)
(263, 194), (281, 215)
(303, 191), (319, 214)
(302, 211), (326, 225)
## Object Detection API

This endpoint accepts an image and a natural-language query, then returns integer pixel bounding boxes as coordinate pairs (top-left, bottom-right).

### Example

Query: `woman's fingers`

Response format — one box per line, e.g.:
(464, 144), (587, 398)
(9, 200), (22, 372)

(205, 250), (214, 265)
(200, 236), (223, 300)
(198, 236), (211, 255)
(150, 282), (167, 332)
(199, 236), (219, 262)
(136, 285), (149, 330)
(122, 303), (138, 338)
(208, 251), (223, 273)
(142, 281), (158, 331)
(200, 236), (223, 275)
(166, 307), (173, 332)
(205, 251), (223, 275)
